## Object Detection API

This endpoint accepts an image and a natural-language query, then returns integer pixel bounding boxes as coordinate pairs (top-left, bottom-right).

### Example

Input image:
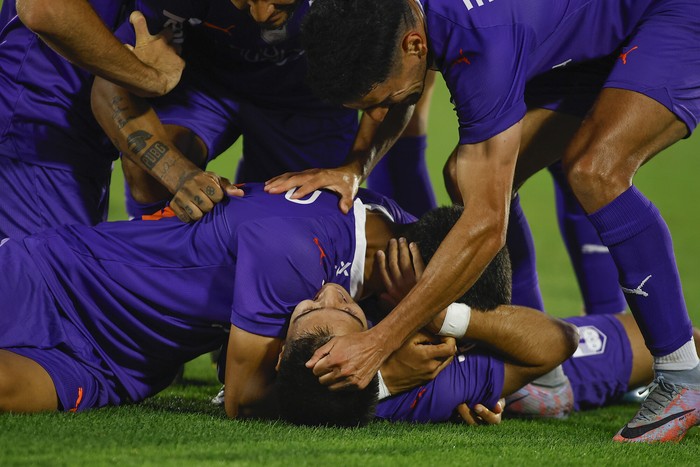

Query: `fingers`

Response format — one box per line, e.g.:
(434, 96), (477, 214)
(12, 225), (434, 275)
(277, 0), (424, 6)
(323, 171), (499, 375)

(130, 11), (151, 45)
(306, 340), (333, 370)
(170, 172), (225, 222)
(456, 403), (479, 426)
(424, 339), (457, 360)
(409, 242), (424, 278)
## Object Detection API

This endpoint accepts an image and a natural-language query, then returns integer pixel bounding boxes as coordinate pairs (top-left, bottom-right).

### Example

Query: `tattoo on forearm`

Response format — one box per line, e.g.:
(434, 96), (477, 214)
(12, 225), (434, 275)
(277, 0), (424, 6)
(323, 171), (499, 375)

(127, 130), (153, 154)
(111, 96), (136, 129)
(140, 142), (170, 169)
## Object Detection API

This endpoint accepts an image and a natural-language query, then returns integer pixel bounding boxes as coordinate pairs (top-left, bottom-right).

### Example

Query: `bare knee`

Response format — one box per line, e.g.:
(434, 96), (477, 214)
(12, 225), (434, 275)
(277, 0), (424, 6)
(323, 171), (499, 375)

(562, 140), (635, 213)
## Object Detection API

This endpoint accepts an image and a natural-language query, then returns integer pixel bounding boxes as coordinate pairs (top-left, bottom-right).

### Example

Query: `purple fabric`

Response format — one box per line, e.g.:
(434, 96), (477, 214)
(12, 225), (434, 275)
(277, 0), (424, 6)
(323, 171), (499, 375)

(548, 163), (626, 315)
(375, 351), (505, 423)
(1, 184), (414, 407)
(0, 156), (110, 239)
(563, 315), (632, 410)
(588, 186), (693, 356)
(507, 194), (544, 311)
(366, 135), (437, 218)
(421, 0), (700, 142)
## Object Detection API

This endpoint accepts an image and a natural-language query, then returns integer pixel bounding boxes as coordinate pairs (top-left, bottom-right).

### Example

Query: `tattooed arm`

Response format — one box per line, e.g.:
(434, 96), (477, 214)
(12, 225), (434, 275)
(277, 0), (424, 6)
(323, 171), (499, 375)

(91, 78), (242, 221)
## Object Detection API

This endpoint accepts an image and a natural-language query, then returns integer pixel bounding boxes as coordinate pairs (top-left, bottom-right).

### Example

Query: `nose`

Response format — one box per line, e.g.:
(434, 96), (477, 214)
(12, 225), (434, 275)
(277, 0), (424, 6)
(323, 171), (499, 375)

(249, 1), (275, 23)
(316, 283), (345, 306)
(365, 106), (389, 122)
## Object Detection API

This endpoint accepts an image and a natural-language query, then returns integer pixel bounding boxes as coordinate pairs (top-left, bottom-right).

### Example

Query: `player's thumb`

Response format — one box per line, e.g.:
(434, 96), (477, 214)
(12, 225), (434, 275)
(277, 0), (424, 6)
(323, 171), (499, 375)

(339, 196), (353, 215)
(130, 11), (150, 43)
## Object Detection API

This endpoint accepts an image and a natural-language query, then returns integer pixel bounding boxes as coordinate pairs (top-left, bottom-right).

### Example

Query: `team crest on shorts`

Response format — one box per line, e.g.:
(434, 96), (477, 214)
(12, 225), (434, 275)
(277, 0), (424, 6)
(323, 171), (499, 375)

(572, 325), (607, 357)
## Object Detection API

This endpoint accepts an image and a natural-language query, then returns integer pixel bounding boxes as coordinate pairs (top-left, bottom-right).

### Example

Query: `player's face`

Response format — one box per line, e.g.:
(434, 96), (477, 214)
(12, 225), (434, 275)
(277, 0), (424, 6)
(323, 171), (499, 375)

(344, 59), (427, 122)
(287, 283), (368, 340)
(230, 0), (300, 29)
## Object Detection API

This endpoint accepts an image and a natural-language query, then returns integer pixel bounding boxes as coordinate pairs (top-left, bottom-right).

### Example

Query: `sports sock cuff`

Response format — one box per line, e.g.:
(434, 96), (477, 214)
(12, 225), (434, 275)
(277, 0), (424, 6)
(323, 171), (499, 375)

(587, 186), (660, 246)
(655, 338), (700, 371)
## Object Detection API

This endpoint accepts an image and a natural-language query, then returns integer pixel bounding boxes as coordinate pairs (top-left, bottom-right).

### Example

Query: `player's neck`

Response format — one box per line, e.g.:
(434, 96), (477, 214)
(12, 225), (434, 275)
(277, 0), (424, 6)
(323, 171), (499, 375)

(362, 211), (403, 297)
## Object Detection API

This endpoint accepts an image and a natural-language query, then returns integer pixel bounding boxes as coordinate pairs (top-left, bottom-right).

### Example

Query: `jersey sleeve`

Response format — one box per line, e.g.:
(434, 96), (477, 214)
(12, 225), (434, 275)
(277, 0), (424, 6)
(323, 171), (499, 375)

(229, 220), (328, 338)
(432, 17), (532, 144)
(375, 351), (505, 422)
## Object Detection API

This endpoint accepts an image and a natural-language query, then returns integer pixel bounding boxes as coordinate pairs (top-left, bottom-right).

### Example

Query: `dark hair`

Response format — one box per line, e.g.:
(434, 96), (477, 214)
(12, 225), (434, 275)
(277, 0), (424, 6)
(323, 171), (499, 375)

(301, 0), (415, 105)
(403, 206), (512, 310)
(277, 327), (379, 427)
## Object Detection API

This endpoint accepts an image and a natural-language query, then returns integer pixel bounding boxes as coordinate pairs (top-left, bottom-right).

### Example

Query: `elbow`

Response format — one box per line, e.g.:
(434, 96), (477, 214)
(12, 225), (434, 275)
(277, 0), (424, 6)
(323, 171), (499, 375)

(562, 321), (580, 359)
(16, 0), (60, 35)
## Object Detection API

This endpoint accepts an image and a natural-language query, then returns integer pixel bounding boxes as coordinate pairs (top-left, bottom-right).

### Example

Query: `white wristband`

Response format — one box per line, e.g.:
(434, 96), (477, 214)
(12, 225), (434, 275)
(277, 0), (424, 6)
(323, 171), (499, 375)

(437, 303), (471, 338)
(377, 370), (391, 400)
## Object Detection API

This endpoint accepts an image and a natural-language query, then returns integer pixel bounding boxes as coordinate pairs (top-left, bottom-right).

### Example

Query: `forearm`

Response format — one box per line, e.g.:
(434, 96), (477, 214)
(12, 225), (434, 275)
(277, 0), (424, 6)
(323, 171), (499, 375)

(17, 0), (165, 96)
(345, 104), (415, 182)
(371, 212), (506, 354)
(91, 77), (199, 193)
(466, 306), (579, 368)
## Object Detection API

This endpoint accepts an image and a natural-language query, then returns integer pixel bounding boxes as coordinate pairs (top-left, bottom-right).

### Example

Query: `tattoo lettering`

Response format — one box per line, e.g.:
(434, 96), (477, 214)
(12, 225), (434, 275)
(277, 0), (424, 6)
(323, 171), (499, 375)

(140, 142), (170, 169)
(111, 96), (135, 129)
(194, 195), (203, 205)
(185, 205), (194, 216)
(205, 186), (216, 197)
(126, 130), (153, 155)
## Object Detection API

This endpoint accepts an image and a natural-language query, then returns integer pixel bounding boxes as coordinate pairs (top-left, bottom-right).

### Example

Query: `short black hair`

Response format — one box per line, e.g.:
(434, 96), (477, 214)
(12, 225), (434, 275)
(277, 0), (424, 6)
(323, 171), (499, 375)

(301, 0), (415, 105)
(403, 206), (512, 310)
(276, 327), (379, 427)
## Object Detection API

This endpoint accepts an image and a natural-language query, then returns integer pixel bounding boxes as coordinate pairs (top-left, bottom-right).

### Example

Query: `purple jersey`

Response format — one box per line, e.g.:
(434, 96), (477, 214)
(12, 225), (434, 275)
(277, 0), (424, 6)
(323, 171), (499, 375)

(0, 1), (127, 174)
(118, 0), (333, 111)
(0, 184), (414, 405)
(420, 0), (660, 143)
(376, 314), (632, 422)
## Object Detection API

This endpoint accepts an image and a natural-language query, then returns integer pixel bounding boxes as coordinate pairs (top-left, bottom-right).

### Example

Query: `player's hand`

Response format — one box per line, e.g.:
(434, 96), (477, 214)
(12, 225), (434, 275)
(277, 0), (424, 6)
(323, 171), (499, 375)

(456, 399), (504, 426)
(380, 331), (455, 394)
(306, 329), (387, 391)
(128, 11), (185, 97)
(376, 238), (424, 308)
(170, 170), (244, 222)
(264, 166), (361, 214)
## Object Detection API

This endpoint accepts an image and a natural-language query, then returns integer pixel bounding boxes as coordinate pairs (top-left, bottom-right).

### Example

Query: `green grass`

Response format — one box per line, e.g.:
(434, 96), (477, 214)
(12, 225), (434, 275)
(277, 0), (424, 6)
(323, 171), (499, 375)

(3, 3), (700, 462)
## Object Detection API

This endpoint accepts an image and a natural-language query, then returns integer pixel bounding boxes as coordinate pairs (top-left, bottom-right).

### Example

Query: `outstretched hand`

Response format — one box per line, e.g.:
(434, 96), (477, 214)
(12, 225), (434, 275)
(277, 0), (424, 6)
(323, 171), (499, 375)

(170, 171), (244, 222)
(305, 329), (388, 391)
(129, 11), (185, 96)
(264, 166), (361, 214)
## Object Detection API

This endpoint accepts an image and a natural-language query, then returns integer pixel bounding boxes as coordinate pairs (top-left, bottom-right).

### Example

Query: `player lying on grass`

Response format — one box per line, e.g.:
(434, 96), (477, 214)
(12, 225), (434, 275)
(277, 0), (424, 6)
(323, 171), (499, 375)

(0, 183), (576, 416)
(276, 236), (700, 431)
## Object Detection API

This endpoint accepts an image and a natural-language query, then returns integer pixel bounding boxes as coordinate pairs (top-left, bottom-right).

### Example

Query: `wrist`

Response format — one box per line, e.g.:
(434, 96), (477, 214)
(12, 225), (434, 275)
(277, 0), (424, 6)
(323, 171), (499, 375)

(437, 303), (471, 339)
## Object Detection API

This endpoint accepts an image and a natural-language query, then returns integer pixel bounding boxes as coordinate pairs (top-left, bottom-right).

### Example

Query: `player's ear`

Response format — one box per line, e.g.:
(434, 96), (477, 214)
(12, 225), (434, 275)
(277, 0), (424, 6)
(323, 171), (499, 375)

(275, 345), (285, 372)
(402, 31), (428, 58)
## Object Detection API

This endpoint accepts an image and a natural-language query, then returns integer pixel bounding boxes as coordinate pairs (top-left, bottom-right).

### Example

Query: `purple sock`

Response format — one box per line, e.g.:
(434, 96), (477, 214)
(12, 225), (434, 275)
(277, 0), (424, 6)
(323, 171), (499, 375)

(549, 163), (626, 314)
(124, 180), (167, 219)
(366, 135), (436, 217)
(507, 194), (545, 311)
(588, 186), (693, 356)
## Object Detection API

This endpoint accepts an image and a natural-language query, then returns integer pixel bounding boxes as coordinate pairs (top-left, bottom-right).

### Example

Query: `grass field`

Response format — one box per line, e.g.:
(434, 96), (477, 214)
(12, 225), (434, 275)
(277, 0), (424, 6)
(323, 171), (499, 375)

(3, 5), (700, 464)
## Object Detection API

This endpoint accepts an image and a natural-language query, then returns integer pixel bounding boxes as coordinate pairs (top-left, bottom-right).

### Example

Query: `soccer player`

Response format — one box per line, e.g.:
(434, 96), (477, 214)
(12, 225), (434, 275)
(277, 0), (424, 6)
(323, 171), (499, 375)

(91, 0), (437, 224)
(0, 2), (182, 238)
(0, 183), (423, 413)
(265, 0), (700, 443)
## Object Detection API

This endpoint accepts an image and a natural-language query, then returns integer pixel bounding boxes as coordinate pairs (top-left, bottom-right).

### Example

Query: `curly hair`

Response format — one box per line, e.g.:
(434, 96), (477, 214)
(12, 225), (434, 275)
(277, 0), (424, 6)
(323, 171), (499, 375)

(403, 206), (513, 310)
(276, 326), (379, 427)
(301, 0), (416, 105)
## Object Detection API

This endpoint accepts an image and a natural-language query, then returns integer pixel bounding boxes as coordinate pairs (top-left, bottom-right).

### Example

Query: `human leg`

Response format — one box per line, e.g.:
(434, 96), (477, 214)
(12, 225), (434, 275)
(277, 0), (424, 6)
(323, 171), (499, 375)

(563, 86), (698, 441)
(0, 350), (57, 412)
(549, 162), (627, 315)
